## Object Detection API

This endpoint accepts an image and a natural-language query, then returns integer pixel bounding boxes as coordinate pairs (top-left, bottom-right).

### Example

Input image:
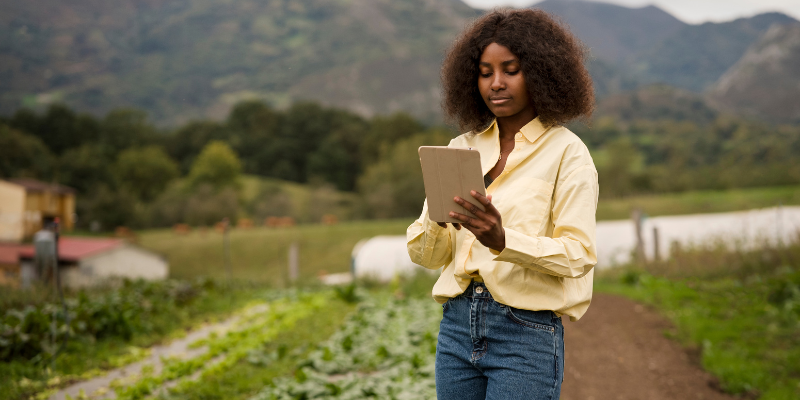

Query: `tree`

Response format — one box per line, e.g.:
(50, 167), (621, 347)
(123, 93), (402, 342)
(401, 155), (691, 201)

(166, 120), (229, 174)
(0, 124), (54, 179)
(225, 100), (281, 176)
(114, 146), (180, 202)
(57, 144), (116, 193)
(187, 141), (242, 190)
(100, 109), (158, 154)
(361, 113), (424, 166)
(8, 104), (101, 155)
(358, 129), (451, 218)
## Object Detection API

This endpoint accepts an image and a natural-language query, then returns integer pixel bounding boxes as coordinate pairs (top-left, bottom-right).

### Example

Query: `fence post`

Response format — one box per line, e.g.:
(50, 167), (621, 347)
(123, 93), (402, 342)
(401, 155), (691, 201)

(288, 242), (299, 283)
(777, 201), (783, 248)
(632, 208), (645, 265)
(652, 226), (660, 262)
(223, 218), (232, 283)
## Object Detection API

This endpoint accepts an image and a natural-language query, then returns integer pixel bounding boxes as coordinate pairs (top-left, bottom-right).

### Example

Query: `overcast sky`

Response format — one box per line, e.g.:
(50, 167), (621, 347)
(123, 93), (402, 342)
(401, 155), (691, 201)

(460, 0), (800, 24)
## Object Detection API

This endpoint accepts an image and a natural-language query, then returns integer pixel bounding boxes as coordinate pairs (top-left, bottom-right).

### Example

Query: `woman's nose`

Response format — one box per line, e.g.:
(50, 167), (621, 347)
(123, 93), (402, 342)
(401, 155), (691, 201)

(491, 73), (505, 91)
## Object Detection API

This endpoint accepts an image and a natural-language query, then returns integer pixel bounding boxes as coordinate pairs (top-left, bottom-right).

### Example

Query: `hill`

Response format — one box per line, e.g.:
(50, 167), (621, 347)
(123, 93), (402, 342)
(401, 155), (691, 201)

(0, 0), (796, 125)
(534, 0), (685, 62)
(634, 12), (797, 91)
(709, 23), (800, 123)
(0, 0), (477, 125)
(592, 84), (719, 124)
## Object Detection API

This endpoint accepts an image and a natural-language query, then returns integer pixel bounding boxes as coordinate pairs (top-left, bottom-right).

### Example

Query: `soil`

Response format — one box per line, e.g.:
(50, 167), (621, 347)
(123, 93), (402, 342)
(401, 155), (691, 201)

(560, 293), (739, 400)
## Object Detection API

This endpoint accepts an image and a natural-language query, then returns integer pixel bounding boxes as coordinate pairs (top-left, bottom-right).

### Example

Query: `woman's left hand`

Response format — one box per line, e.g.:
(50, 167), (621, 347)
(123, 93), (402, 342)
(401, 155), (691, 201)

(451, 190), (505, 252)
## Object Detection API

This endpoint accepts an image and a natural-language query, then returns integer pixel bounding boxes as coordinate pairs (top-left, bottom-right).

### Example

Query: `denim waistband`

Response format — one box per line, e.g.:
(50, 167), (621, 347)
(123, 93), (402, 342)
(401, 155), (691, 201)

(463, 280), (492, 299)
(461, 280), (561, 321)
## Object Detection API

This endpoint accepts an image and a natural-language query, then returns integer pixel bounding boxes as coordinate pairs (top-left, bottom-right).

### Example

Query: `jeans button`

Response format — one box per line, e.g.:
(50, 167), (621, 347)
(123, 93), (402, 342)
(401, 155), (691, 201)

(475, 286), (484, 294)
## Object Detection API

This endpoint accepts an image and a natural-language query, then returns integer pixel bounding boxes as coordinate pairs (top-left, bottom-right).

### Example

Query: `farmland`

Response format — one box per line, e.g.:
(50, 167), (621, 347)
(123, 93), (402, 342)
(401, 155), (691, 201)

(134, 184), (800, 283)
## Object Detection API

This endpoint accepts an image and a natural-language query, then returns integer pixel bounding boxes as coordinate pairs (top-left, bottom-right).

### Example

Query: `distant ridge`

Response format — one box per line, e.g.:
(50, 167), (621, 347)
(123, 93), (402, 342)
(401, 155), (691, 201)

(0, 0), (796, 125)
(533, 0), (685, 61)
(710, 23), (800, 123)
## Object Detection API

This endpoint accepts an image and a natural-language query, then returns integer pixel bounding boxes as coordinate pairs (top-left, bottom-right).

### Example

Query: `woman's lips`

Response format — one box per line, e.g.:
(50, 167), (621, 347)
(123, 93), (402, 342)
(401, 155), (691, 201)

(490, 97), (511, 105)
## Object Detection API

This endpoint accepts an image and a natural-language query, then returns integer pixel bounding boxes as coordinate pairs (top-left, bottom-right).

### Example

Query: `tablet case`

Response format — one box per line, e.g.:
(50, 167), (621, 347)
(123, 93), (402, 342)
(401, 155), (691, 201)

(418, 146), (486, 223)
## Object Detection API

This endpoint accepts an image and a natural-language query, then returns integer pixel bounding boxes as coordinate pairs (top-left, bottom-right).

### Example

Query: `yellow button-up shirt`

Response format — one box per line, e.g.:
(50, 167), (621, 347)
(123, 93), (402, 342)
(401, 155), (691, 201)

(407, 117), (598, 321)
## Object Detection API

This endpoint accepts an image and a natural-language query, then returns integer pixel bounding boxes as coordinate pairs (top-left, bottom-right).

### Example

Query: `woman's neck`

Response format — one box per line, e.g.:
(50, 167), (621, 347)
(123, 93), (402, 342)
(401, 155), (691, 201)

(496, 108), (538, 141)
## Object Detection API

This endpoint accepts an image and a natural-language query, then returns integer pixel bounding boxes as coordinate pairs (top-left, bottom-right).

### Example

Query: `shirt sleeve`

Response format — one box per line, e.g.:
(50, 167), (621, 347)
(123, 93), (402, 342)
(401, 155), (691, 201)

(406, 198), (454, 269)
(490, 164), (598, 278)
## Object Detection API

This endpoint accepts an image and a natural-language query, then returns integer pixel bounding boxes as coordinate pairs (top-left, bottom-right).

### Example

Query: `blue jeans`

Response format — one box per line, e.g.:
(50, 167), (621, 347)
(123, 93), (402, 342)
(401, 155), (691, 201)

(436, 281), (564, 400)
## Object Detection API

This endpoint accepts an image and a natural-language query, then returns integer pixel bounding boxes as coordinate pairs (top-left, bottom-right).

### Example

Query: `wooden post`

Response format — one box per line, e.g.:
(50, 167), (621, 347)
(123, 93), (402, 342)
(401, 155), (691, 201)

(632, 208), (645, 265)
(652, 226), (660, 262)
(222, 218), (232, 282)
(288, 242), (299, 283)
(777, 202), (783, 248)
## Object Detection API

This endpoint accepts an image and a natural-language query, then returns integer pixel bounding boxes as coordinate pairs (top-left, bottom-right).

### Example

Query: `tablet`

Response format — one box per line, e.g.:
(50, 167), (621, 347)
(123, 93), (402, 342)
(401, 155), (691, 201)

(418, 146), (486, 223)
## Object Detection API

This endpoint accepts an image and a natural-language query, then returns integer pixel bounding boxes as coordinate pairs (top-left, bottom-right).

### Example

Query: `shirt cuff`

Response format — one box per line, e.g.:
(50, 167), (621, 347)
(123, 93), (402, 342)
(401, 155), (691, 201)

(491, 227), (542, 263)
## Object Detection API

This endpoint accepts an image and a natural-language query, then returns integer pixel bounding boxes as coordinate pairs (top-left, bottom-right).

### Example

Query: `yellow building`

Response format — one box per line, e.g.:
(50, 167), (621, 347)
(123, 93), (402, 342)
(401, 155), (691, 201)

(0, 179), (75, 243)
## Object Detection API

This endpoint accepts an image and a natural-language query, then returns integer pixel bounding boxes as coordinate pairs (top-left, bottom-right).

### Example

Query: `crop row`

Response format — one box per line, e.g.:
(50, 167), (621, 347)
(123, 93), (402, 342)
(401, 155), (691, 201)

(250, 295), (442, 400)
(105, 292), (329, 400)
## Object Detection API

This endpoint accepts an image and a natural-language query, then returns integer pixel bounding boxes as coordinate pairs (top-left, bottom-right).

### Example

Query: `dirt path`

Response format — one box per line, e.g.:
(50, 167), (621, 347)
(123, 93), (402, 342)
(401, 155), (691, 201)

(561, 293), (736, 400)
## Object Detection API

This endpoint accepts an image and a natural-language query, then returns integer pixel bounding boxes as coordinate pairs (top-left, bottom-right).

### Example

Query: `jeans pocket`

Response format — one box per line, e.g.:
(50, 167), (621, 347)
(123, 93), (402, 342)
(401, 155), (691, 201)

(503, 305), (555, 333)
(442, 298), (451, 312)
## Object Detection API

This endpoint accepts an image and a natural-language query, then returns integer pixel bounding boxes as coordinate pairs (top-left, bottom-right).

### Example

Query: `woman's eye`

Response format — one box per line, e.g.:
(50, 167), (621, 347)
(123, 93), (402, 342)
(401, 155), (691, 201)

(480, 72), (492, 78)
(507, 70), (519, 75)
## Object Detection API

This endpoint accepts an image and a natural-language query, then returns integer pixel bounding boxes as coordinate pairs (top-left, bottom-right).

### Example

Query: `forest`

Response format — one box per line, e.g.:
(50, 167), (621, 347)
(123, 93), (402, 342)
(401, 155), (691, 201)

(1, 100), (799, 231)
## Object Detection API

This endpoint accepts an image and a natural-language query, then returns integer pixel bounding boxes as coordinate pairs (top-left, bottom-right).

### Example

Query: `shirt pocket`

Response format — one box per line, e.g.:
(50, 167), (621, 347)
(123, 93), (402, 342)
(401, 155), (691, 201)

(501, 176), (554, 236)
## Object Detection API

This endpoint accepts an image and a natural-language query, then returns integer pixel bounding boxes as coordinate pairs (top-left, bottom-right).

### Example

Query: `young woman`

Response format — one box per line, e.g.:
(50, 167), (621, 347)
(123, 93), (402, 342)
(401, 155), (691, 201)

(406, 9), (598, 400)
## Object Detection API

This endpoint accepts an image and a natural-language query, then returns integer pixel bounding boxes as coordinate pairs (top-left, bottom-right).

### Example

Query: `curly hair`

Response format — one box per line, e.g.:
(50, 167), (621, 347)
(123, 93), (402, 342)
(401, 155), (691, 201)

(441, 8), (594, 132)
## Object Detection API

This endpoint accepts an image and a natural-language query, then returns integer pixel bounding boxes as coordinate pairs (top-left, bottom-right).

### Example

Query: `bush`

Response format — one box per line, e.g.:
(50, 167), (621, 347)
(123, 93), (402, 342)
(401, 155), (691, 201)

(0, 279), (213, 362)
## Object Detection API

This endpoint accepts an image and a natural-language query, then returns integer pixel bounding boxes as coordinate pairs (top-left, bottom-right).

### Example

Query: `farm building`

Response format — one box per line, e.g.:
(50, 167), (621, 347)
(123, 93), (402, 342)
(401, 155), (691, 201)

(0, 178), (75, 243)
(0, 237), (168, 288)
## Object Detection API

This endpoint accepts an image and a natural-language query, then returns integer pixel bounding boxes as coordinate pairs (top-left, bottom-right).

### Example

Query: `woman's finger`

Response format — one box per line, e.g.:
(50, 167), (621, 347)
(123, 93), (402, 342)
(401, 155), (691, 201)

(453, 196), (491, 222)
(449, 212), (486, 230)
(437, 221), (462, 230)
(470, 190), (501, 218)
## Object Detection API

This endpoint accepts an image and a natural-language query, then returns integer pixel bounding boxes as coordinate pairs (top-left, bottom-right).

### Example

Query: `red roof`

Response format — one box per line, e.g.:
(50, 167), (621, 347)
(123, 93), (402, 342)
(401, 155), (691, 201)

(0, 244), (31, 265)
(18, 237), (123, 262)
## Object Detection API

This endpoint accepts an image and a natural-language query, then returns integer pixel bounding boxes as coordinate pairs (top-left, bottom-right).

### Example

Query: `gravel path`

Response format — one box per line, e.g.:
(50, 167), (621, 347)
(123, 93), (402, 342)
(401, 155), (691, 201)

(561, 293), (738, 400)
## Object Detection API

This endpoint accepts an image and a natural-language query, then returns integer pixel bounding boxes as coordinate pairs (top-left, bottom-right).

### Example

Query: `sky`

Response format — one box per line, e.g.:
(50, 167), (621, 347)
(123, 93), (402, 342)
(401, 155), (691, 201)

(460, 0), (800, 24)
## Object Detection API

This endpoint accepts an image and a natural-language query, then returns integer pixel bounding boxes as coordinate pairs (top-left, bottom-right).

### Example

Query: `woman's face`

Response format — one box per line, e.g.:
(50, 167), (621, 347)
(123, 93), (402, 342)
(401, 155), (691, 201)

(478, 43), (532, 119)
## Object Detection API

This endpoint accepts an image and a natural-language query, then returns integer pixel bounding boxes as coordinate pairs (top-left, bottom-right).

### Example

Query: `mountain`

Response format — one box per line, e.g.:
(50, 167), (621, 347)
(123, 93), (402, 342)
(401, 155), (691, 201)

(0, 0), (477, 125)
(709, 23), (800, 123)
(593, 84), (719, 124)
(634, 12), (797, 91)
(533, 0), (685, 62)
(0, 0), (796, 125)
(531, 1), (796, 93)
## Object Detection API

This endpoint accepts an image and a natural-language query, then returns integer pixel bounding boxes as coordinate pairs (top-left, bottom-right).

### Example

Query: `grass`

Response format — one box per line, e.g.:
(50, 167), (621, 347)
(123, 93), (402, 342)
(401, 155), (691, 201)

(596, 184), (800, 220)
(595, 240), (800, 400)
(137, 219), (414, 283)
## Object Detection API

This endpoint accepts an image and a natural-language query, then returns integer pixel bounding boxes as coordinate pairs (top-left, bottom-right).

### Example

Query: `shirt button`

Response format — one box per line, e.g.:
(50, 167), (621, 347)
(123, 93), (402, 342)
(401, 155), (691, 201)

(475, 286), (484, 294)
(515, 133), (522, 139)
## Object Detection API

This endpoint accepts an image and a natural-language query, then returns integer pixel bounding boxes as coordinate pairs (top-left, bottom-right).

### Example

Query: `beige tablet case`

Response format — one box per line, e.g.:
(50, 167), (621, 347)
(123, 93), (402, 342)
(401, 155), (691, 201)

(418, 146), (486, 223)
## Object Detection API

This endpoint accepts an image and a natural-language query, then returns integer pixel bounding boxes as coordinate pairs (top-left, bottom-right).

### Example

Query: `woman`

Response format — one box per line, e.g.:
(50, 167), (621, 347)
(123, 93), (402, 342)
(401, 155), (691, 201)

(406, 9), (598, 400)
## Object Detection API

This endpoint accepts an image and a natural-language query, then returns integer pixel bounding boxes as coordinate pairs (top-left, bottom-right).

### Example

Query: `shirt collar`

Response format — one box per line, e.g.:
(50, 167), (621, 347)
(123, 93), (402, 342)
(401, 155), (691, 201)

(477, 116), (548, 143)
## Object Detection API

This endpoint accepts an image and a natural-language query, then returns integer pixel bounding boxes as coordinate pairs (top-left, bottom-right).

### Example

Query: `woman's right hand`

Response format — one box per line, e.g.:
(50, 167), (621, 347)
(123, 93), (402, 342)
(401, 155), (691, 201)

(437, 222), (461, 230)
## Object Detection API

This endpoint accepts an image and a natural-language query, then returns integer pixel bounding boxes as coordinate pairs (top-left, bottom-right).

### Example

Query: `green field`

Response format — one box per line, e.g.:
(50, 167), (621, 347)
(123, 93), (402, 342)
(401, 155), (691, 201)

(138, 219), (414, 283)
(595, 184), (800, 220)
(136, 184), (800, 282)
